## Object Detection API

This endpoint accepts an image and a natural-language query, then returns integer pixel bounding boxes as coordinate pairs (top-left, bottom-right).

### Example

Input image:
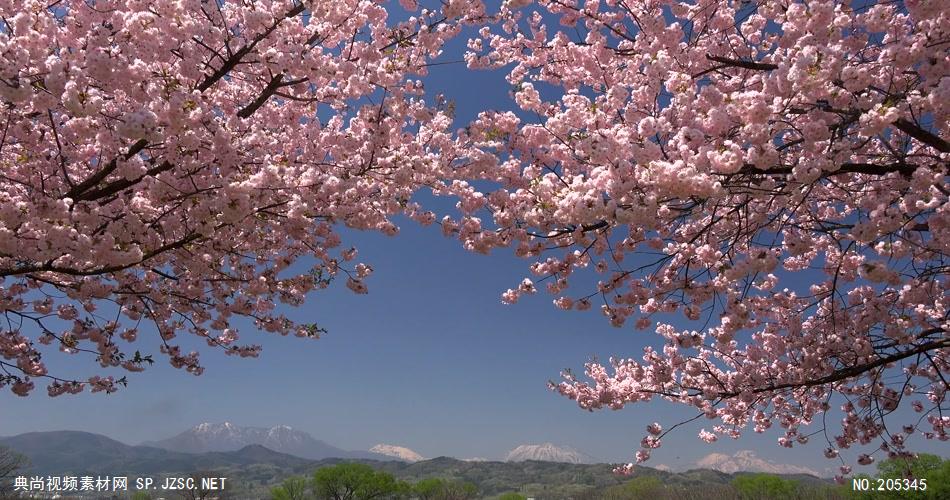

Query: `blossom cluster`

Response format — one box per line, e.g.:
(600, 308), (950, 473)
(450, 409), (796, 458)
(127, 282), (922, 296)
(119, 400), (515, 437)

(0, 0), (487, 395)
(0, 0), (947, 478)
(440, 0), (950, 476)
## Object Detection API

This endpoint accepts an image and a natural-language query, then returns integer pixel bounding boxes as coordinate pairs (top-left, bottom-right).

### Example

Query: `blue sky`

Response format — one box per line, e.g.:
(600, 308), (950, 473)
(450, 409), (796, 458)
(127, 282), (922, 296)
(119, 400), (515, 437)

(1, 216), (859, 474)
(5, 219), (941, 475)
(0, 0), (945, 478)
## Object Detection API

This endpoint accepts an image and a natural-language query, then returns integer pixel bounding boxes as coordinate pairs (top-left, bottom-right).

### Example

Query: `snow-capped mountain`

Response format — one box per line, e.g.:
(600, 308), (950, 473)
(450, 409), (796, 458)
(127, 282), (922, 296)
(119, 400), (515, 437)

(696, 450), (819, 476)
(369, 444), (424, 462)
(144, 422), (385, 461)
(504, 443), (592, 464)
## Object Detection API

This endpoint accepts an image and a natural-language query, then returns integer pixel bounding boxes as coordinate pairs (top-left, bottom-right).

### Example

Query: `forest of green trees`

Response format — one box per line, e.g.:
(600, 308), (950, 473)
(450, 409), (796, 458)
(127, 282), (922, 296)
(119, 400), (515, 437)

(270, 463), (488, 500)
(2, 446), (947, 499)
(260, 454), (950, 500)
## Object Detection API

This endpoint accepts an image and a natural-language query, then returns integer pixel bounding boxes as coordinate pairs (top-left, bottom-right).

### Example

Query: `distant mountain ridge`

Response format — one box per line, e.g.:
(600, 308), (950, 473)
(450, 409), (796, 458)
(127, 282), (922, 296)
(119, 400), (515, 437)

(0, 431), (832, 499)
(697, 450), (821, 476)
(0, 430), (312, 476)
(504, 442), (594, 464)
(142, 422), (388, 461)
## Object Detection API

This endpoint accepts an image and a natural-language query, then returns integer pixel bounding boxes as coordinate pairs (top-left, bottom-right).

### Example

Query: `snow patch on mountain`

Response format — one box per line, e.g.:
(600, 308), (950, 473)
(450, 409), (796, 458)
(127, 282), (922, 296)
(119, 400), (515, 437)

(144, 422), (363, 460)
(696, 450), (819, 476)
(369, 444), (424, 462)
(504, 443), (592, 464)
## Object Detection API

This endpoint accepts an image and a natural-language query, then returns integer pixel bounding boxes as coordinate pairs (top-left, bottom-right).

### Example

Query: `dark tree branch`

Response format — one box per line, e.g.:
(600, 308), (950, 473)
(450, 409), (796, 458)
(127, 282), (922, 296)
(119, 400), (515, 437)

(717, 334), (949, 398)
(0, 233), (203, 278)
(893, 118), (950, 153)
(528, 220), (610, 238)
(731, 162), (924, 178)
(704, 54), (779, 71)
(237, 74), (309, 118)
(64, 138), (148, 200)
(72, 160), (175, 202)
(195, 3), (306, 92)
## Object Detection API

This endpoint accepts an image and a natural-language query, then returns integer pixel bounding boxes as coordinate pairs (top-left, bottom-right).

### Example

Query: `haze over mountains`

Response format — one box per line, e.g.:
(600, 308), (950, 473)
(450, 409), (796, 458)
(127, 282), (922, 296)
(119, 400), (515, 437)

(140, 423), (594, 466)
(0, 430), (605, 476)
(0, 431), (313, 476)
(142, 422), (388, 461)
(1, 424), (829, 478)
(0, 429), (836, 498)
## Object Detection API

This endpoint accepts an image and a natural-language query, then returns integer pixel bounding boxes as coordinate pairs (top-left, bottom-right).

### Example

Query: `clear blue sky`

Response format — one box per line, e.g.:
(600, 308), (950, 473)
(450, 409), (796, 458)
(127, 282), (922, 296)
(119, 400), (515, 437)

(1, 217), (861, 473)
(0, 0), (943, 478)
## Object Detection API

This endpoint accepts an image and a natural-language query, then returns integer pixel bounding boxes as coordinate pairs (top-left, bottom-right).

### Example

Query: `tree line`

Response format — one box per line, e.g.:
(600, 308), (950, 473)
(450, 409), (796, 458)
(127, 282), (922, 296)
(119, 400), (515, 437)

(269, 463), (522, 500)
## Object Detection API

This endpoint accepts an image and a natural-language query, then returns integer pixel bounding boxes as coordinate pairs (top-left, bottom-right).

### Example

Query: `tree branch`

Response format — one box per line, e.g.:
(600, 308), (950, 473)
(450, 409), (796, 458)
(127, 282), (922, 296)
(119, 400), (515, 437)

(718, 335), (950, 398)
(195, 3), (306, 92)
(72, 160), (175, 202)
(64, 138), (148, 200)
(893, 118), (950, 153)
(704, 54), (779, 71)
(237, 74), (309, 119)
(0, 233), (203, 278)
(731, 162), (923, 178)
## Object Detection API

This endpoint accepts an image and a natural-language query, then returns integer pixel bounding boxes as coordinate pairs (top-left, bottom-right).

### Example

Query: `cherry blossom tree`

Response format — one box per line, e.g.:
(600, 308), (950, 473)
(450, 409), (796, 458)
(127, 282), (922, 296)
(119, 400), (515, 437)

(439, 0), (949, 479)
(1, 0), (947, 480)
(0, 0), (484, 396)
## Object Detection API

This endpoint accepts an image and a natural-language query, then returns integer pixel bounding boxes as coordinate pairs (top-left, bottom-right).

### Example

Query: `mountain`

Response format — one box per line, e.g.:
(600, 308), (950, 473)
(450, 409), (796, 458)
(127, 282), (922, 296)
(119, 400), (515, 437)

(370, 444), (424, 462)
(696, 450), (821, 476)
(0, 431), (312, 476)
(0, 432), (834, 499)
(144, 422), (387, 461)
(504, 443), (593, 464)
(0, 431), (172, 475)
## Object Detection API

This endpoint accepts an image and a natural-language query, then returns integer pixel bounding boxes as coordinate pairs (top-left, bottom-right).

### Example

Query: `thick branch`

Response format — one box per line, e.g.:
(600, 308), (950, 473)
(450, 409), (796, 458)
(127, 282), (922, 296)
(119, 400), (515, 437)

(64, 139), (148, 200)
(237, 74), (309, 119)
(893, 118), (950, 153)
(704, 54), (779, 71)
(72, 161), (175, 202)
(731, 162), (923, 178)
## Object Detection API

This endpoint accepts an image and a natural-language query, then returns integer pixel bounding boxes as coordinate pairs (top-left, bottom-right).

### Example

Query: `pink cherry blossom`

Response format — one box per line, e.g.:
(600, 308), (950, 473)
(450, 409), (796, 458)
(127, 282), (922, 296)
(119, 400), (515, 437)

(445, 0), (950, 473)
(698, 429), (718, 443)
(0, 0), (486, 396)
(1, 0), (947, 476)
